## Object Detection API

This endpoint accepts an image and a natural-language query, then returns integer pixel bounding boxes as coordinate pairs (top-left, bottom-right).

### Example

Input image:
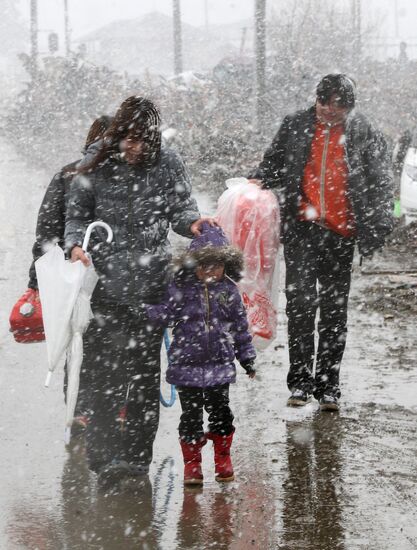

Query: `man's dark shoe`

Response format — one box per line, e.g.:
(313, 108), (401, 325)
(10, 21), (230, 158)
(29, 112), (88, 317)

(319, 394), (339, 411)
(287, 389), (312, 407)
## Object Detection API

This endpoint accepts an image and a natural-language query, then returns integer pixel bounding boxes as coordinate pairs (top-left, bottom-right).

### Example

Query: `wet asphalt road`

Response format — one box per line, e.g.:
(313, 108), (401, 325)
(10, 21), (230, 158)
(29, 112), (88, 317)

(1, 139), (417, 549)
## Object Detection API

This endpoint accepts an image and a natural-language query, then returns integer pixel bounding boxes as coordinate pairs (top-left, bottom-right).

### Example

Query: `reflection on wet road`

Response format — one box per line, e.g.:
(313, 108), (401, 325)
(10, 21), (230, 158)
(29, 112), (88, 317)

(58, 440), (276, 549)
(60, 442), (157, 549)
(4, 435), (275, 549)
(281, 413), (345, 550)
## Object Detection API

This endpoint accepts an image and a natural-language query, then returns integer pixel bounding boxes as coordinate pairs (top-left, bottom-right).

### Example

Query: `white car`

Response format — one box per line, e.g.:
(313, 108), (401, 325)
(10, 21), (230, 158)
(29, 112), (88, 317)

(400, 147), (417, 221)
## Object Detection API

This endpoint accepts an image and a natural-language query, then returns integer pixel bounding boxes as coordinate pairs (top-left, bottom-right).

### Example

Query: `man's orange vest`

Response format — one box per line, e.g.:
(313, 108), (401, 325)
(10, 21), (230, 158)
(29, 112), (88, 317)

(299, 122), (356, 238)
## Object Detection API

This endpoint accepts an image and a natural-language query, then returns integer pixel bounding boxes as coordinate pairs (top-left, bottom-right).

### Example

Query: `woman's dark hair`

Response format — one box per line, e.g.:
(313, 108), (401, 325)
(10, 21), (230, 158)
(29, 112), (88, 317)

(78, 96), (162, 174)
(84, 115), (114, 150)
(62, 115), (113, 176)
(316, 74), (356, 109)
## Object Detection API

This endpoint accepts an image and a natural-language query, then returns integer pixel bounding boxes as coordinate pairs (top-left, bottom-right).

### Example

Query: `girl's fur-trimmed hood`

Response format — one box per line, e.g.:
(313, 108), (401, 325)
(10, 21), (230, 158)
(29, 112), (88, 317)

(173, 244), (244, 284)
(171, 223), (244, 284)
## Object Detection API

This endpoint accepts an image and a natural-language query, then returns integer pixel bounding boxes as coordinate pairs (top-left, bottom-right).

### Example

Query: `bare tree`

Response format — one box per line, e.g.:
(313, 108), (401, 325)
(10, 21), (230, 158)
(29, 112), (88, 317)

(268, 0), (367, 80)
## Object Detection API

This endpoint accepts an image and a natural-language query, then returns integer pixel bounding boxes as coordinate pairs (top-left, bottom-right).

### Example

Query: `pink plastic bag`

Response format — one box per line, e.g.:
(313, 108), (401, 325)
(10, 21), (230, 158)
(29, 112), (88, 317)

(217, 178), (280, 349)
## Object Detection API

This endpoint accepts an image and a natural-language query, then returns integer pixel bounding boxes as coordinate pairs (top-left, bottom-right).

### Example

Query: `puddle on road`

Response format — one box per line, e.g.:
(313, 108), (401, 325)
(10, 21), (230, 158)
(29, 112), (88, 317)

(2, 437), (276, 550)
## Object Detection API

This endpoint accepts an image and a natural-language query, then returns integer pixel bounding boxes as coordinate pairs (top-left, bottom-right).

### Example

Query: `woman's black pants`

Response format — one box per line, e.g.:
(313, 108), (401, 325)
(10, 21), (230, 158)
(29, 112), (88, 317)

(82, 301), (163, 473)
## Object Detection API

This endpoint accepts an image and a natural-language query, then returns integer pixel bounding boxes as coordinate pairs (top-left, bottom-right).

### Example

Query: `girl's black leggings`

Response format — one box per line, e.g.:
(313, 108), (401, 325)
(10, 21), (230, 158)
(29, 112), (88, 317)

(177, 384), (234, 443)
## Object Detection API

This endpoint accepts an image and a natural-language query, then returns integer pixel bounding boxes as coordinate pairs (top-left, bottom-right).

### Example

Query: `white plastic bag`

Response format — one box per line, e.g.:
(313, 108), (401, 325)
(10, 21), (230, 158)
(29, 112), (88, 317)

(217, 178), (280, 349)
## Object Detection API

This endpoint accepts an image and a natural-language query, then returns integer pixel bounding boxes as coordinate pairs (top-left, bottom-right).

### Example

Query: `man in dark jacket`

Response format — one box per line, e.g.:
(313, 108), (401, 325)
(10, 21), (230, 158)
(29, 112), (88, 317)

(250, 74), (394, 411)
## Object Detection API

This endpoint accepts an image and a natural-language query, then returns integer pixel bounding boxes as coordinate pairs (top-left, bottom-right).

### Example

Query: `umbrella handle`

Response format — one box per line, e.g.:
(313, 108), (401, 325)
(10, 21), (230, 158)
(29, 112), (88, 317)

(82, 221), (113, 252)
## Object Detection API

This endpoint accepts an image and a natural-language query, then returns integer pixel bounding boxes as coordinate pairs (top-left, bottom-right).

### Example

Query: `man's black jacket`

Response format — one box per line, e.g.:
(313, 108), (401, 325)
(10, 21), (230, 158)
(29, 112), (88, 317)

(253, 106), (394, 256)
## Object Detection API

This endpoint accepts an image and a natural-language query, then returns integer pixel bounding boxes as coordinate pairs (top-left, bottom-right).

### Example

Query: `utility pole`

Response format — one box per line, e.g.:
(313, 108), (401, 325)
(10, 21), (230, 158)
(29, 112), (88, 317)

(173, 0), (183, 75)
(351, 0), (362, 59)
(30, 0), (38, 80)
(64, 0), (71, 55)
(394, 0), (400, 38)
(204, 0), (209, 34)
(255, 0), (266, 132)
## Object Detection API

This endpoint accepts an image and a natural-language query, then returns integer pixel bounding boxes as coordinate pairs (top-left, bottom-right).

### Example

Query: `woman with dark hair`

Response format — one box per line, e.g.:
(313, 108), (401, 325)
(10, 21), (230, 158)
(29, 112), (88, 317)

(65, 96), (212, 487)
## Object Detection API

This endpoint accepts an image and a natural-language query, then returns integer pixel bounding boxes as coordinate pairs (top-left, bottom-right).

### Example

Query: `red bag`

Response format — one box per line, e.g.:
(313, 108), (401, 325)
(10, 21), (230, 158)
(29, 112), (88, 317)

(9, 289), (45, 343)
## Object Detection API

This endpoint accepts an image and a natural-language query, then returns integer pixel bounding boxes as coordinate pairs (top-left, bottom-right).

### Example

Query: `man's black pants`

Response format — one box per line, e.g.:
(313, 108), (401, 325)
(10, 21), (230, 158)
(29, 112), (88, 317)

(177, 384), (234, 443)
(284, 222), (355, 399)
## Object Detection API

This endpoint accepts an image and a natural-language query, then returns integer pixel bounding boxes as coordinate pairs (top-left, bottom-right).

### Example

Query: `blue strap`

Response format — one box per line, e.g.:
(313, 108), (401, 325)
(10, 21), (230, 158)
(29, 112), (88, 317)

(160, 329), (176, 407)
(163, 329), (171, 351)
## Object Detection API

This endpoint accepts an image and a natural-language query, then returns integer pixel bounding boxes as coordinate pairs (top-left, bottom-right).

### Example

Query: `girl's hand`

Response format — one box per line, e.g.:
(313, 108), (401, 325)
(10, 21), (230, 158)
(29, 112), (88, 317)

(241, 360), (256, 379)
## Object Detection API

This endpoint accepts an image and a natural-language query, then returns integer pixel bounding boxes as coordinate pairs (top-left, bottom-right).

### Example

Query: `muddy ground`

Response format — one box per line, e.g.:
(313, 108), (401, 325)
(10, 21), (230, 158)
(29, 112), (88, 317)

(361, 222), (417, 319)
(0, 138), (416, 550)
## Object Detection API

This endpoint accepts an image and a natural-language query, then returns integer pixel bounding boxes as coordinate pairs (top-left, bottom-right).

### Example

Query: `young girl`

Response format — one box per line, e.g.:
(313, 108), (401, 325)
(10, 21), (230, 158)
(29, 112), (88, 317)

(144, 223), (256, 485)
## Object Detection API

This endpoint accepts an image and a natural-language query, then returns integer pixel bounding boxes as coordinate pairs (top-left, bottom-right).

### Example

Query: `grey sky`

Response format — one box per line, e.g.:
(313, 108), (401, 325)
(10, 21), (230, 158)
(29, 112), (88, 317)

(16, 1), (417, 53)
(18, 0), (255, 38)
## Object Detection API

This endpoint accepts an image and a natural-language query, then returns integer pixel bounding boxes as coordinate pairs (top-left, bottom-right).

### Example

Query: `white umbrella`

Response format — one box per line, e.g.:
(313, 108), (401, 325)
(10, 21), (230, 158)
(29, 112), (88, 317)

(36, 247), (85, 382)
(35, 221), (113, 443)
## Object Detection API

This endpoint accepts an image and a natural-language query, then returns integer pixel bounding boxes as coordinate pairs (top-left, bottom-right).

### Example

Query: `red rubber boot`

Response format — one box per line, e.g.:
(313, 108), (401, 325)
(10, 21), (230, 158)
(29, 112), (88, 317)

(207, 431), (235, 482)
(180, 437), (207, 486)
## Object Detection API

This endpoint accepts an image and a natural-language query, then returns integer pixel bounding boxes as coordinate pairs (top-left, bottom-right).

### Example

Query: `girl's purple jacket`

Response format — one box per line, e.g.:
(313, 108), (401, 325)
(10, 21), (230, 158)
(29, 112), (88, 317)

(145, 223), (256, 388)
